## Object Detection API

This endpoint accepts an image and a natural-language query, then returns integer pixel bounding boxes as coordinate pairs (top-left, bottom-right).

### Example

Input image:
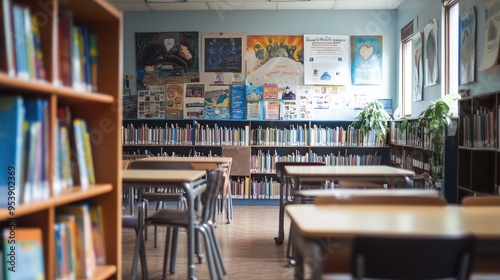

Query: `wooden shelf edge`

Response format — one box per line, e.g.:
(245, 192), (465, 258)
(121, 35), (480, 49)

(0, 73), (55, 94)
(56, 87), (115, 104)
(79, 265), (117, 280)
(0, 184), (113, 220)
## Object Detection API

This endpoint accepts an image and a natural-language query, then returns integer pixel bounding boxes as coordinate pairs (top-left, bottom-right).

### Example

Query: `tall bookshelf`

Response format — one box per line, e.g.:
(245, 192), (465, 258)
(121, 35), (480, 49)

(0, 0), (122, 279)
(123, 119), (390, 199)
(458, 92), (499, 201)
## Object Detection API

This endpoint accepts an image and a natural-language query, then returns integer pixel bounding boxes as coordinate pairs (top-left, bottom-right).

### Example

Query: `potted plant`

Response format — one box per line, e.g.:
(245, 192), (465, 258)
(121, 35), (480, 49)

(416, 98), (452, 186)
(350, 101), (393, 146)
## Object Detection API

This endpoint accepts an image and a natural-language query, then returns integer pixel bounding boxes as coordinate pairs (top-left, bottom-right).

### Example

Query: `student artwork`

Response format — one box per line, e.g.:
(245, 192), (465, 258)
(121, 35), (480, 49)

(351, 36), (383, 85)
(137, 85), (166, 119)
(246, 85), (263, 101)
(304, 34), (350, 85)
(205, 85), (230, 119)
(165, 83), (184, 118)
(479, 0), (500, 72)
(246, 35), (304, 85)
(204, 36), (243, 72)
(424, 19), (439, 87)
(460, 7), (476, 85)
(263, 84), (279, 100)
(135, 32), (199, 91)
(280, 85), (297, 100)
(412, 32), (424, 102)
(183, 83), (205, 119)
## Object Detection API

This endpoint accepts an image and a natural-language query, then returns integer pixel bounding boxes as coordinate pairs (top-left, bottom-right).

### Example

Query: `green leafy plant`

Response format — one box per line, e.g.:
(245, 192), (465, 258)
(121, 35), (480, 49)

(350, 101), (392, 145)
(417, 99), (451, 185)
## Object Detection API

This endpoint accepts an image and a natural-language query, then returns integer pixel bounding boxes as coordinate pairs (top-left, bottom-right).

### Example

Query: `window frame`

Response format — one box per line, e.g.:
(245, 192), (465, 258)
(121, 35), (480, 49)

(444, 0), (459, 96)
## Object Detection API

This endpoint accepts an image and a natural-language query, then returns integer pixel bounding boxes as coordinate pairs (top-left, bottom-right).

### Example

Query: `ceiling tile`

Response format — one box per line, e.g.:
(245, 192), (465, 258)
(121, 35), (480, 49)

(208, 1), (278, 10)
(148, 2), (211, 10)
(109, 2), (152, 11)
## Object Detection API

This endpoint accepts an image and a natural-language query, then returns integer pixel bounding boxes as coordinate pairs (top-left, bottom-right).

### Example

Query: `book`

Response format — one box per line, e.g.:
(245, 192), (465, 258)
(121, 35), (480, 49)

(0, 0), (15, 76)
(90, 205), (106, 265)
(56, 214), (78, 280)
(54, 222), (69, 280)
(31, 14), (46, 81)
(12, 4), (28, 79)
(0, 96), (24, 207)
(58, 204), (96, 279)
(57, 11), (73, 87)
(71, 25), (83, 90)
(89, 33), (98, 92)
(80, 120), (95, 185)
(23, 5), (35, 79)
(73, 119), (89, 188)
(3, 228), (45, 280)
(81, 26), (92, 92)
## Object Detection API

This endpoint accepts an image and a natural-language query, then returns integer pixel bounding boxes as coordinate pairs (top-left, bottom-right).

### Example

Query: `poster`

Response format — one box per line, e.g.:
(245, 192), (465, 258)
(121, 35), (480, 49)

(264, 101), (281, 120)
(135, 32), (199, 93)
(460, 7), (476, 85)
(303, 34), (350, 85)
(479, 0), (500, 71)
(123, 95), (138, 119)
(351, 36), (382, 85)
(165, 83), (184, 118)
(297, 85), (314, 119)
(205, 85), (230, 119)
(412, 32), (424, 102)
(246, 35), (304, 85)
(138, 85), (166, 119)
(183, 83), (205, 119)
(424, 19), (439, 87)
(203, 36), (243, 72)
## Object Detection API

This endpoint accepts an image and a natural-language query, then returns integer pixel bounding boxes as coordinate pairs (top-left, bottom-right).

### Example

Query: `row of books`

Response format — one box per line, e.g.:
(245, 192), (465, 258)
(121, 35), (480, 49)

(461, 109), (496, 148)
(0, 96), (96, 207)
(390, 123), (434, 150)
(58, 11), (98, 92)
(0, 1), (46, 80)
(1, 203), (106, 280)
(250, 150), (382, 173)
(122, 123), (387, 147)
(391, 153), (431, 172)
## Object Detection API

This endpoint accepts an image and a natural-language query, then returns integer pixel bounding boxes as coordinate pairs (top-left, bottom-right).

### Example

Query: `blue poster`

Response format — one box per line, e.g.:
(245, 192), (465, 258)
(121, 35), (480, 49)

(351, 36), (383, 85)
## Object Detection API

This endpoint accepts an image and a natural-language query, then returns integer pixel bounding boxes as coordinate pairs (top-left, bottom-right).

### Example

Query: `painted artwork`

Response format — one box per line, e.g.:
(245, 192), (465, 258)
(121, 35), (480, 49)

(205, 85), (230, 119)
(165, 83), (184, 118)
(246, 35), (304, 85)
(204, 37), (242, 72)
(460, 7), (476, 84)
(183, 83), (205, 119)
(304, 35), (350, 85)
(479, 0), (500, 71)
(351, 36), (383, 85)
(135, 32), (199, 93)
(424, 19), (439, 87)
(413, 32), (424, 102)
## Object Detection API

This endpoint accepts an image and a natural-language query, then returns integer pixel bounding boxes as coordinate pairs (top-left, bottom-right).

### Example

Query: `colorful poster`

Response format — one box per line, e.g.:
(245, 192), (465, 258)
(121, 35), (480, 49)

(205, 85), (230, 119)
(460, 7), (476, 85)
(165, 83), (184, 118)
(413, 32), (423, 102)
(183, 83), (205, 119)
(297, 85), (314, 119)
(424, 19), (439, 87)
(303, 34), (350, 85)
(264, 101), (281, 120)
(351, 36), (383, 85)
(246, 35), (304, 85)
(246, 85), (263, 101)
(230, 84), (246, 120)
(246, 101), (262, 120)
(479, 0), (500, 71)
(204, 37), (243, 72)
(263, 84), (279, 100)
(137, 85), (166, 119)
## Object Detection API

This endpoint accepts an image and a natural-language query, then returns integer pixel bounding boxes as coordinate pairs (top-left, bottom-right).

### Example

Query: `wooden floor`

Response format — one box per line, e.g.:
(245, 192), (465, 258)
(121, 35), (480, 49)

(122, 206), (294, 280)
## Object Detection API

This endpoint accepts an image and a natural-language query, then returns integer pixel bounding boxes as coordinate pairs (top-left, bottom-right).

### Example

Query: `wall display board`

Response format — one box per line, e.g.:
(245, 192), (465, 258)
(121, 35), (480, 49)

(303, 34), (350, 85)
(424, 19), (439, 87)
(479, 0), (500, 72)
(412, 32), (424, 102)
(351, 36), (383, 85)
(460, 7), (476, 85)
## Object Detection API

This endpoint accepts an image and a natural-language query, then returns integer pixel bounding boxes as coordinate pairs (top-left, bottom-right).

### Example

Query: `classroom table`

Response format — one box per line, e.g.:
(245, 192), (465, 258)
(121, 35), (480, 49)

(122, 169), (207, 280)
(275, 165), (416, 245)
(286, 204), (500, 280)
(136, 156), (234, 222)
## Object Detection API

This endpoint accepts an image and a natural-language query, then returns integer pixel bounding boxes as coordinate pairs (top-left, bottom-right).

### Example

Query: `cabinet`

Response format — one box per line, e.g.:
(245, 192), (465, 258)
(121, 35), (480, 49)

(123, 119), (390, 199)
(458, 92), (499, 201)
(0, 0), (122, 279)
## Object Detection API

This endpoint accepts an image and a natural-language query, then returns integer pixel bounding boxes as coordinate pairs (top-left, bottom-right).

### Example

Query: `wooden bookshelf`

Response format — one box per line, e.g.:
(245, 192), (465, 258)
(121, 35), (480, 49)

(0, 0), (122, 279)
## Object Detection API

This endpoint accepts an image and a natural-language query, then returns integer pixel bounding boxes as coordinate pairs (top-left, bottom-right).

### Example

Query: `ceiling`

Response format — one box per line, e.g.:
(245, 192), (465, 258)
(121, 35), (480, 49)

(108, 0), (406, 12)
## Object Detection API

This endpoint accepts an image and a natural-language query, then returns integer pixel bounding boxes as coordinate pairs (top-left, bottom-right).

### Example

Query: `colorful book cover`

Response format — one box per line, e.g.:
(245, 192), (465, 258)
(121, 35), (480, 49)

(12, 4), (28, 79)
(72, 119), (88, 188)
(246, 101), (262, 120)
(263, 84), (279, 100)
(82, 26), (92, 91)
(3, 228), (45, 280)
(58, 204), (96, 279)
(23, 6), (35, 80)
(90, 205), (106, 265)
(89, 33), (98, 92)
(0, 96), (24, 207)
(164, 83), (183, 119)
(31, 14), (46, 81)
(230, 84), (246, 120)
(264, 100), (282, 120)
(183, 83), (205, 119)
(71, 25), (83, 90)
(80, 120), (95, 185)
(246, 85), (263, 101)
(58, 11), (73, 87)
(205, 85), (230, 119)
(1, 0), (16, 76)
(56, 214), (77, 280)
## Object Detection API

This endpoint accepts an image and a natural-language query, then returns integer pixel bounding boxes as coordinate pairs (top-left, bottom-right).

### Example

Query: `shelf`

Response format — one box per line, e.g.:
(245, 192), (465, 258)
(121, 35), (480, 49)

(310, 145), (389, 148)
(56, 87), (115, 104)
(0, 185), (113, 220)
(0, 73), (56, 95)
(81, 265), (118, 280)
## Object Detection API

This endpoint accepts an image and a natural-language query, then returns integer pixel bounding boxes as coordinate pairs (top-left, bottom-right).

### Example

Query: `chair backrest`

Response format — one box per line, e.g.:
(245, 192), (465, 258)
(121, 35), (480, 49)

(351, 234), (476, 280)
(462, 196), (500, 206)
(201, 170), (224, 223)
(315, 195), (447, 206)
(128, 160), (193, 170)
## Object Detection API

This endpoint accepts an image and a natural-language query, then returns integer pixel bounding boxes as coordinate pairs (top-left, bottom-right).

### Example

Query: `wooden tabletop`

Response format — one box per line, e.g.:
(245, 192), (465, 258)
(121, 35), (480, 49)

(137, 156), (232, 164)
(122, 169), (206, 183)
(286, 204), (500, 239)
(284, 165), (415, 177)
(296, 188), (440, 198)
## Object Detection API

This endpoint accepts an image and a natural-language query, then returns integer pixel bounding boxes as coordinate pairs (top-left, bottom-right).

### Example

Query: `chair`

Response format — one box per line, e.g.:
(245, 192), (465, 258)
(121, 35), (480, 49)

(351, 234), (476, 280)
(122, 200), (148, 279)
(462, 196), (500, 206)
(128, 160), (193, 247)
(131, 170), (226, 280)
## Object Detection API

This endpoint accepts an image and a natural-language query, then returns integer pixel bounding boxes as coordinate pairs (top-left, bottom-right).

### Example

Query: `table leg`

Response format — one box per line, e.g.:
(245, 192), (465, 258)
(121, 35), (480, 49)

(275, 174), (286, 245)
(129, 187), (134, 215)
(184, 182), (196, 279)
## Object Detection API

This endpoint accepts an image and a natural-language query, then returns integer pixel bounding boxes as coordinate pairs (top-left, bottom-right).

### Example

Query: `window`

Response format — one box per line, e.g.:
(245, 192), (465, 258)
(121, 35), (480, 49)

(400, 21), (413, 117)
(445, 0), (459, 96)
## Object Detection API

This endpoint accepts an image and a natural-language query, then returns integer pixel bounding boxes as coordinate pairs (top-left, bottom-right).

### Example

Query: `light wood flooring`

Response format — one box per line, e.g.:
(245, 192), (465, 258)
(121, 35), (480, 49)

(122, 206), (294, 280)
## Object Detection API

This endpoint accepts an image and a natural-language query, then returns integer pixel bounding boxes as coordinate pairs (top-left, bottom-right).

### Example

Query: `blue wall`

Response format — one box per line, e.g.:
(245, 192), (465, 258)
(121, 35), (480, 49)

(123, 10), (398, 119)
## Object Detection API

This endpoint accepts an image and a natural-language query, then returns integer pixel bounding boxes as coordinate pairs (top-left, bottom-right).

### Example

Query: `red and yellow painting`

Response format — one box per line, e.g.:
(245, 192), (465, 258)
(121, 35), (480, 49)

(246, 35), (304, 86)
